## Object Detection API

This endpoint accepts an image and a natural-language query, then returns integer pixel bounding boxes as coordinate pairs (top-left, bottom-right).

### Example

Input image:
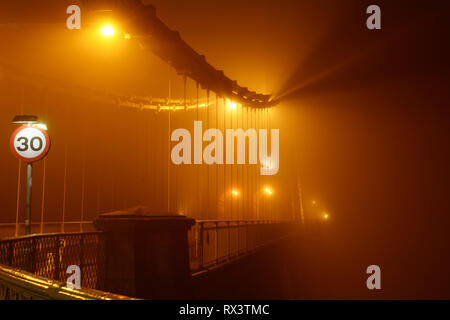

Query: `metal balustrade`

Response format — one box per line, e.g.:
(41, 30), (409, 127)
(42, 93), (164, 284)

(0, 232), (105, 291)
(0, 222), (95, 240)
(189, 220), (295, 272)
(0, 220), (295, 299)
(0, 264), (134, 300)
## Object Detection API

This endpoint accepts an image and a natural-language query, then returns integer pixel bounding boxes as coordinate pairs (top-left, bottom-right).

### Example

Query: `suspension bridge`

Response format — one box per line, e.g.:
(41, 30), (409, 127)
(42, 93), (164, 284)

(0, 0), (317, 299)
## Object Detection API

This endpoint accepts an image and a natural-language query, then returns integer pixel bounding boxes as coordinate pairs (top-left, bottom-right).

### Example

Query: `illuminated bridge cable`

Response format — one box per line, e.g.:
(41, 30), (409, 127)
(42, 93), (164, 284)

(215, 93), (219, 219)
(167, 65), (171, 213)
(183, 74), (187, 112)
(206, 90), (210, 219)
(80, 114), (87, 232)
(196, 82), (199, 217)
(257, 109), (261, 219)
(0, 61), (236, 113)
(246, 106), (250, 220)
(83, 1), (275, 109)
(241, 104), (244, 220)
(223, 97), (226, 220)
(230, 101), (233, 220)
(15, 87), (25, 237)
(40, 90), (49, 234)
(62, 142), (68, 232)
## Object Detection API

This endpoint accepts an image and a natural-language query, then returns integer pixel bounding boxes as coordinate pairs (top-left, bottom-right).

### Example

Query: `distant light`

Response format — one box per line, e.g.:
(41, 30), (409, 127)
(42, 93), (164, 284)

(231, 189), (239, 197)
(322, 212), (329, 220)
(228, 101), (237, 110)
(264, 187), (273, 195)
(312, 200), (317, 206)
(124, 33), (131, 40)
(100, 25), (115, 37)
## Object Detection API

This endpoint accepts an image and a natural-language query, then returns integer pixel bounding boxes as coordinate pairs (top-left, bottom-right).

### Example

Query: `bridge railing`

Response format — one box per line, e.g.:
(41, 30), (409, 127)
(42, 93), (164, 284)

(0, 222), (95, 240)
(0, 264), (133, 300)
(0, 232), (106, 291)
(0, 219), (296, 299)
(188, 220), (295, 272)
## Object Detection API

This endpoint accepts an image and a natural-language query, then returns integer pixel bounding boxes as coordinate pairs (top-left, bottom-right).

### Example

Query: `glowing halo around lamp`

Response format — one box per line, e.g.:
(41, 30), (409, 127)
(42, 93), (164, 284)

(100, 25), (115, 37)
(228, 101), (237, 110)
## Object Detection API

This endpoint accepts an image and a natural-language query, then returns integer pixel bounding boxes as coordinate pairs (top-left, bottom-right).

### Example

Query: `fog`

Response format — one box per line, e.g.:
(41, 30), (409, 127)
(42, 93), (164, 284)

(1, 0), (449, 298)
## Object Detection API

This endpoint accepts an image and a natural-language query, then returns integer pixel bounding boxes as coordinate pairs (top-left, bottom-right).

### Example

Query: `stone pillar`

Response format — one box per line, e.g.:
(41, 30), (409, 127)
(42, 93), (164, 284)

(93, 206), (195, 299)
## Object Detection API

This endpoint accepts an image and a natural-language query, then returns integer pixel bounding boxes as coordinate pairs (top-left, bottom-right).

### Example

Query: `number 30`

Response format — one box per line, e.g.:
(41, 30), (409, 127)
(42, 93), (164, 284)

(16, 136), (43, 152)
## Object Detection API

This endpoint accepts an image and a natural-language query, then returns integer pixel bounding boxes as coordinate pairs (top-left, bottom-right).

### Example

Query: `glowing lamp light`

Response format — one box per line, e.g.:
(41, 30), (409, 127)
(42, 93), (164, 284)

(264, 187), (273, 195)
(100, 25), (115, 37)
(231, 189), (239, 197)
(35, 123), (48, 131)
(228, 102), (237, 110)
(322, 212), (329, 220)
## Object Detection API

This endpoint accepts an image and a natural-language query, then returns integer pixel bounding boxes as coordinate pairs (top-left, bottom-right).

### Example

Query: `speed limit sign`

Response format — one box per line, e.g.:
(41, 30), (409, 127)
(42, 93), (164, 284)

(10, 125), (50, 162)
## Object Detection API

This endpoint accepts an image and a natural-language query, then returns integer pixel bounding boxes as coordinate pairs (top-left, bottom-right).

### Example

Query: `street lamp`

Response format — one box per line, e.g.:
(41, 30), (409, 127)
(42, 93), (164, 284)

(12, 115), (47, 130)
(12, 115), (38, 124)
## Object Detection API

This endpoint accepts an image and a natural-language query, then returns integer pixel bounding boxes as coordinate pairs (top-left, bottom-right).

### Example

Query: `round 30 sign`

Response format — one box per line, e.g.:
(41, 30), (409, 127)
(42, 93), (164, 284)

(10, 125), (51, 162)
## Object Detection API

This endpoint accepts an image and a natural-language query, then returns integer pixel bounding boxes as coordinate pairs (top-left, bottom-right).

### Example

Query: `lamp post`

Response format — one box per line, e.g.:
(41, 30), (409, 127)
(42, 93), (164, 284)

(10, 115), (50, 235)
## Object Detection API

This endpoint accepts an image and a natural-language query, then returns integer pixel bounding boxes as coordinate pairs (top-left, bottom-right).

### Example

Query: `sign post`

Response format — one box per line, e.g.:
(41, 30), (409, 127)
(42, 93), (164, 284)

(10, 124), (50, 235)
(25, 162), (32, 235)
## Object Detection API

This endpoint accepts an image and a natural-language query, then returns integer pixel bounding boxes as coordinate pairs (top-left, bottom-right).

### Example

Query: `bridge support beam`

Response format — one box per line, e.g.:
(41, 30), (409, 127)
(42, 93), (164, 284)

(93, 206), (195, 299)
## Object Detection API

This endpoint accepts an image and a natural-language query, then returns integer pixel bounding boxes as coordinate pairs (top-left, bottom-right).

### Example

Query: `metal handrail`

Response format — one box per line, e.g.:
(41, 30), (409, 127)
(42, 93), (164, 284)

(0, 221), (95, 240)
(189, 220), (295, 273)
(0, 219), (296, 299)
(0, 230), (100, 241)
(0, 231), (106, 293)
(0, 264), (135, 300)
